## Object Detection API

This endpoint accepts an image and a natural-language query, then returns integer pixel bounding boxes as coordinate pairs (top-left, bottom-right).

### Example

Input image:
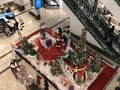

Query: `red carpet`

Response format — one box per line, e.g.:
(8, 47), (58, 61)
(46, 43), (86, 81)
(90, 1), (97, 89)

(86, 52), (117, 90)
(16, 28), (117, 90)
(88, 62), (117, 90)
(35, 37), (64, 61)
(33, 29), (65, 61)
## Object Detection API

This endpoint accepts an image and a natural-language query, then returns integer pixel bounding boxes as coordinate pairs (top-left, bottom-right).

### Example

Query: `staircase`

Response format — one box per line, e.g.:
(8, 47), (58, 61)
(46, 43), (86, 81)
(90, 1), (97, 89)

(63, 0), (119, 59)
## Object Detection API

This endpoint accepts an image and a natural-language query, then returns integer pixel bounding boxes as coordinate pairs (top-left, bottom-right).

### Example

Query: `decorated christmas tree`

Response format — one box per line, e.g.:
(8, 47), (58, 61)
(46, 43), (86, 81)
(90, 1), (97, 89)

(68, 29), (87, 66)
(90, 54), (101, 72)
(21, 36), (31, 54)
(60, 28), (102, 85)
(50, 60), (63, 76)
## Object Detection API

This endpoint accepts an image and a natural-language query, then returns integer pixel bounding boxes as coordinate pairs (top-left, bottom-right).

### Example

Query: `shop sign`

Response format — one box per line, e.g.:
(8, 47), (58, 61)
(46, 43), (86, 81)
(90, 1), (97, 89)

(34, 0), (42, 10)
(0, 12), (14, 19)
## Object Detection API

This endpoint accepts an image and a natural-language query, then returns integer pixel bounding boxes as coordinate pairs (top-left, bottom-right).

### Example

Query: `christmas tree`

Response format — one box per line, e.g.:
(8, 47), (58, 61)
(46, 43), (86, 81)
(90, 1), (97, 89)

(50, 60), (63, 76)
(90, 54), (101, 72)
(21, 36), (31, 54)
(68, 29), (87, 66)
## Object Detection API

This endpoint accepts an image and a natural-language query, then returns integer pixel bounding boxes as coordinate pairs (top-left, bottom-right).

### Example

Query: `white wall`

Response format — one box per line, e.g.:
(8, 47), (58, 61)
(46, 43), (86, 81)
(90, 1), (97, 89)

(56, 0), (102, 48)
(61, 1), (84, 36)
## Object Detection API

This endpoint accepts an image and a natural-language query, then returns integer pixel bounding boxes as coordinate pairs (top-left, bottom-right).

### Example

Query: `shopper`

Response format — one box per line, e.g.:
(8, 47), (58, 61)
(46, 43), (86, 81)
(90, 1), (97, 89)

(57, 27), (62, 36)
(56, 36), (62, 48)
(44, 79), (49, 90)
(36, 75), (41, 85)
(62, 35), (68, 46)
(14, 21), (19, 30)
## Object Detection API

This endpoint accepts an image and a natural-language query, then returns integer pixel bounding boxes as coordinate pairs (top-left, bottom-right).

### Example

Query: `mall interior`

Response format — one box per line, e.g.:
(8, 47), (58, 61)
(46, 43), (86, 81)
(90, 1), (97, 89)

(0, 0), (120, 90)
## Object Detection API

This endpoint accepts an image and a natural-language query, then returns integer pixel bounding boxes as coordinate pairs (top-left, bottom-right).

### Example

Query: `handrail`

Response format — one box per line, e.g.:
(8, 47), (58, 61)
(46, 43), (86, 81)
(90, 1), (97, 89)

(49, 17), (70, 29)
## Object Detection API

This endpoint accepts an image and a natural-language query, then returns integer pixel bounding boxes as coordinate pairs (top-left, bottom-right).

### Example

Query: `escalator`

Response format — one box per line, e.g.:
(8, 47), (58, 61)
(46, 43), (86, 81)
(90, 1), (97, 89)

(63, 0), (119, 59)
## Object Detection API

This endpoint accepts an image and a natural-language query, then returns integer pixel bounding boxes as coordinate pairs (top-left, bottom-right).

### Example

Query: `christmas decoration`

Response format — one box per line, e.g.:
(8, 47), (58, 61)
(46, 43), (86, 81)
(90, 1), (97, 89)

(90, 54), (101, 72)
(21, 36), (31, 54)
(67, 28), (87, 66)
(50, 60), (63, 76)
(61, 28), (102, 85)
(61, 79), (68, 86)
(29, 49), (37, 56)
(73, 69), (90, 84)
(21, 37), (37, 56)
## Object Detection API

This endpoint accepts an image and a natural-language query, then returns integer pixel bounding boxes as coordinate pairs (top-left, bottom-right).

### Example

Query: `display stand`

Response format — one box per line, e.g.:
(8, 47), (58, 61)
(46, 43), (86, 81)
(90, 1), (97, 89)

(10, 59), (34, 87)
(14, 28), (117, 90)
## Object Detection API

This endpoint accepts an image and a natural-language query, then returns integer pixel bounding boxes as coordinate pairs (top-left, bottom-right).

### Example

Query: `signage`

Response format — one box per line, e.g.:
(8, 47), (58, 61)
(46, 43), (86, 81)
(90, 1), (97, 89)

(0, 14), (5, 19)
(0, 12), (14, 19)
(34, 0), (42, 10)
(5, 12), (14, 17)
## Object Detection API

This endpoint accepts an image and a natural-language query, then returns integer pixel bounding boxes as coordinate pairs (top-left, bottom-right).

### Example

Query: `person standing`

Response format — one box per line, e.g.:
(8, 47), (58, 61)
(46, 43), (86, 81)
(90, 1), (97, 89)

(14, 21), (19, 30)
(44, 79), (49, 90)
(14, 19), (22, 39)
(36, 75), (41, 85)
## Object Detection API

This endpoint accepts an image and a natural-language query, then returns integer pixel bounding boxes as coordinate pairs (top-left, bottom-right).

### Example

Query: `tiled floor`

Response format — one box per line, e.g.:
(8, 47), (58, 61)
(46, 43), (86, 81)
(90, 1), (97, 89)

(0, 0), (120, 90)
(0, 7), (68, 62)
(0, 69), (26, 90)
(0, 2), (68, 90)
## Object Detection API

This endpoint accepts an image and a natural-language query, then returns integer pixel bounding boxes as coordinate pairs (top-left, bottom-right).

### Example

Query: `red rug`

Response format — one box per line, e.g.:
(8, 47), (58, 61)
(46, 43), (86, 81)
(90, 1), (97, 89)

(88, 62), (117, 90)
(34, 37), (64, 61)
(86, 52), (117, 90)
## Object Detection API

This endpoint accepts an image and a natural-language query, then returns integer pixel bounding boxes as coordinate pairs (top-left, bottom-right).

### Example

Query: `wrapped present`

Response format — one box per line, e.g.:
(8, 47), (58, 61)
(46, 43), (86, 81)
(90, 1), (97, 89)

(36, 60), (40, 65)
(45, 39), (52, 48)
